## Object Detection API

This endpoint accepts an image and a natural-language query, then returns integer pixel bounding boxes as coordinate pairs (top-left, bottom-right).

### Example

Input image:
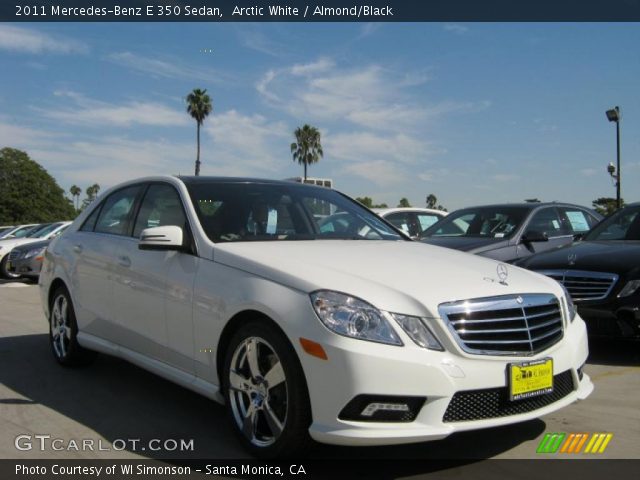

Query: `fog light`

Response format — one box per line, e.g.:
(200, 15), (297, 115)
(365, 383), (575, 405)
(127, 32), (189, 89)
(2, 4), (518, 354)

(361, 402), (410, 417)
(339, 395), (426, 422)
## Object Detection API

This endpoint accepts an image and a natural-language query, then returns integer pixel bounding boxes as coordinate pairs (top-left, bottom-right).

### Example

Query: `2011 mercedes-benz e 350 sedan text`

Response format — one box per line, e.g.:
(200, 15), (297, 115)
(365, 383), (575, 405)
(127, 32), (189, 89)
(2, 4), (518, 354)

(39, 176), (593, 457)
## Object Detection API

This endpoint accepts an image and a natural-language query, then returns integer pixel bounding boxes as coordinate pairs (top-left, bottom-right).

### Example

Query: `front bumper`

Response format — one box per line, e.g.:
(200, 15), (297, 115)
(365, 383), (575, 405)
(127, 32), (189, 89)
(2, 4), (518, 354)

(300, 313), (592, 446)
(578, 297), (640, 338)
(7, 256), (43, 278)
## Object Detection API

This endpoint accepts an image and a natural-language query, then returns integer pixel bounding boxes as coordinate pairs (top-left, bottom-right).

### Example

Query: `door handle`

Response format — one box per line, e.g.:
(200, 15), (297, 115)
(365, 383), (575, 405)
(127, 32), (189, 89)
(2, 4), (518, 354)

(117, 255), (131, 268)
(73, 244), (83, 254)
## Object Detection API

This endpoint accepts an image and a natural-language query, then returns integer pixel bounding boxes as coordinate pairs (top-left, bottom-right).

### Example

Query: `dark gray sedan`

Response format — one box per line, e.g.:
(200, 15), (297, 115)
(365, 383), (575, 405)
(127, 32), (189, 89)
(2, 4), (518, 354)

(420, 202), (602, 262)
(6, 239), (50, 280)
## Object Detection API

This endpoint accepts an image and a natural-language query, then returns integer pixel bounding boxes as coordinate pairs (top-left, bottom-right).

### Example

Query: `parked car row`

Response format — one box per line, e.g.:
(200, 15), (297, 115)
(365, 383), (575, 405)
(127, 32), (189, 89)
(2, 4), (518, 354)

(0, 221), (71, 279)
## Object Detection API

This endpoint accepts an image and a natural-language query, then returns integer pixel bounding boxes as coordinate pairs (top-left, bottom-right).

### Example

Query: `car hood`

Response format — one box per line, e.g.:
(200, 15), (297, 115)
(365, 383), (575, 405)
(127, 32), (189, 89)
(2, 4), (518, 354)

(11, 239), (50, 252)
(420, 236), (506, 253)
(0, 237), (43, 251)
(518, 240), (640, 276)
(214, 240), (563, 318)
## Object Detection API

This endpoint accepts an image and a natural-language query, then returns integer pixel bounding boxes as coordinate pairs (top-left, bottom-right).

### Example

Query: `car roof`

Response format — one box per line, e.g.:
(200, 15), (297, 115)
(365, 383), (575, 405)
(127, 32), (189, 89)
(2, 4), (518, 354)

(177, 175), (320, 187)
(373, 207), (447, 215)
(452, 202), (596, 211)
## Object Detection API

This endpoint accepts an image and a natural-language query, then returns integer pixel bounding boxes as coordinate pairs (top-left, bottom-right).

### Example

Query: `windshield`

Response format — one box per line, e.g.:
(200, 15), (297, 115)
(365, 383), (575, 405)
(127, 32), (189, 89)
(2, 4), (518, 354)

(29, 223), (60, 238)
(421, 206), (529, 239)
(585, 206), (640, 241)
(11, 225), (41, 238)
(186, 182), (404, 243)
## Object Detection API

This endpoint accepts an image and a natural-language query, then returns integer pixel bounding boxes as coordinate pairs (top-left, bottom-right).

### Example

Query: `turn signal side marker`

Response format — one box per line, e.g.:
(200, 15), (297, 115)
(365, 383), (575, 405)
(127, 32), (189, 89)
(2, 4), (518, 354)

(299, 338), (328, 360)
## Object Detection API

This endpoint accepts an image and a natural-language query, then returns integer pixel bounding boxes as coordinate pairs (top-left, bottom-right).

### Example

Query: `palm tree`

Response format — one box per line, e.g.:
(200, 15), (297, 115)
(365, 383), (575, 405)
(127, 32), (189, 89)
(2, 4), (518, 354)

(186, 88), (213, 176)
(291, 124), (323, 182)
(81, 184), (101, 210)
(69, 185), (82, 210)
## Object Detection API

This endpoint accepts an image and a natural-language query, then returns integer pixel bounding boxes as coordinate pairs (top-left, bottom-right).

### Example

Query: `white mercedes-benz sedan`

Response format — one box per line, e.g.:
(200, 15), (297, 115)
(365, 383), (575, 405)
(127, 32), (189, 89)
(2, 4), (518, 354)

(39, 176), (593, 457)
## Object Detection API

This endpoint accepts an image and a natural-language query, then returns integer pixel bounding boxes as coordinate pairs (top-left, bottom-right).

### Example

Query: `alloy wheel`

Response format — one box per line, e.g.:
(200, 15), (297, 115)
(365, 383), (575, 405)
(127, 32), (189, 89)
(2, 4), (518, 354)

(228, 337), (288, 447)
(50, 293), (71, 359)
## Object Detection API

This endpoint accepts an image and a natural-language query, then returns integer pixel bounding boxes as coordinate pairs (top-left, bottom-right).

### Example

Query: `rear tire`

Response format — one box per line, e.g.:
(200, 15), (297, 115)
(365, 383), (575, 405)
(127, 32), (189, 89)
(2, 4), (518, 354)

(222, 321), (312, 458)
(49, 286), (96, 366)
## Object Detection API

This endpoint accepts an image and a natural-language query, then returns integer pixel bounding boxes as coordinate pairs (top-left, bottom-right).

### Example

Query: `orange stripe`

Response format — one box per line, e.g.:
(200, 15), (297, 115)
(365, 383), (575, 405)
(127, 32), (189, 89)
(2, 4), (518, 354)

(560, 433), (575, 453)
(567, 434), (582, 453)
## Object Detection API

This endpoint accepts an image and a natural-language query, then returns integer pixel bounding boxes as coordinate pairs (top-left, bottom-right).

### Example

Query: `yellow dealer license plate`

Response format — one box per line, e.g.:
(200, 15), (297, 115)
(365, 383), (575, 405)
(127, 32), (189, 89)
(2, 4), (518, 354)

(508, 358), (553, 401)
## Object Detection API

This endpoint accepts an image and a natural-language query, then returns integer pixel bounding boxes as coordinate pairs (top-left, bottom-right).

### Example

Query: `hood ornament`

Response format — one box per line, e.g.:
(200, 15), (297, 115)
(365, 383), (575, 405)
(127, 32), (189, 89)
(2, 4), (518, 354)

(497, 263), (509, 285)
(568, 253), (578, 266)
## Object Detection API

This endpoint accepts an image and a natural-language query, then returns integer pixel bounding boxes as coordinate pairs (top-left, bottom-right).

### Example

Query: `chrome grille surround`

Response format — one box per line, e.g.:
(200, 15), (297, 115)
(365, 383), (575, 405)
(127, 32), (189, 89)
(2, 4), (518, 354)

(438, 294), (564, 356)
(536, 270), (618, 302)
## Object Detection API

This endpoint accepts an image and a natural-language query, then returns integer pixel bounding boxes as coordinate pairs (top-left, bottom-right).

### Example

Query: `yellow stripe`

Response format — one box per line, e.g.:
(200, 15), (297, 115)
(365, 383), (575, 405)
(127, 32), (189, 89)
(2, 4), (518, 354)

(598, 434), (613, 453)
(590, 433), (606, 453)
(584, 433), (598, 453)
(560, 433), (575, 453)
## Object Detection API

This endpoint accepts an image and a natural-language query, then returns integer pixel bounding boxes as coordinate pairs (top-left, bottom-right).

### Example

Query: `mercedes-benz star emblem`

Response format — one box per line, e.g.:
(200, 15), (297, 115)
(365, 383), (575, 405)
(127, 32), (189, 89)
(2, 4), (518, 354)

(497, 263), (509, 285)
(568, 253), (578, 266)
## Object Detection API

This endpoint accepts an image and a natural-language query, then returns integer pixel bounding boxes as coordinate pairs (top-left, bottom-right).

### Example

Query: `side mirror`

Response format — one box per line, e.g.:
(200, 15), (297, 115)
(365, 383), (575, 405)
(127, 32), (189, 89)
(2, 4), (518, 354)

(139, 225), (184, 251)
(522, 230), (549, 243)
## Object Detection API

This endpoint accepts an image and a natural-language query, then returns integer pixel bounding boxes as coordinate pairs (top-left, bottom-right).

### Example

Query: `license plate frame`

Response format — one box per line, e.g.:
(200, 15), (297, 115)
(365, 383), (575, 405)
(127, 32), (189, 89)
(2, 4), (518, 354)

(508, 358), (554, 401)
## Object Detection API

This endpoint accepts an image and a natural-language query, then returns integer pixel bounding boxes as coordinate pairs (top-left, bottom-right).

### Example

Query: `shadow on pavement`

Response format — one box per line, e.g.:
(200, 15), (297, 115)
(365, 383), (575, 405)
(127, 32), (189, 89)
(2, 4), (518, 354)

(0, 333), (545, 461)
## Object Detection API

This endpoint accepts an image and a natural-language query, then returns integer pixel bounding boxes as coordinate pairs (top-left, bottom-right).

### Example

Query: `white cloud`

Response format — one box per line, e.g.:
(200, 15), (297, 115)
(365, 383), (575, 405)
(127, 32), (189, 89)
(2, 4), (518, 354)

(325, 131), (427, 164)
(443, 24), (469, 35)
(491, 173), (521, 182)
(238, 28), (286, 57)
(343, 160), (409, 186)
(37, 91), (188, 128)
(0, 25), (88, 54)
(107, 51), (228, 83)
(358, 23), (382, 39)
(203, 110), (290, 174)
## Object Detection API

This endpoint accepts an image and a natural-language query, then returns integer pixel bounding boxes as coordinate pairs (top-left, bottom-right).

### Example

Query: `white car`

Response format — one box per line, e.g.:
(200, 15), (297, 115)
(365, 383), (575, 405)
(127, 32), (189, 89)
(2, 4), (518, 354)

(373, 207), (447, 239)
(0, 222), (71, 279)
(39, 176), (592, 458)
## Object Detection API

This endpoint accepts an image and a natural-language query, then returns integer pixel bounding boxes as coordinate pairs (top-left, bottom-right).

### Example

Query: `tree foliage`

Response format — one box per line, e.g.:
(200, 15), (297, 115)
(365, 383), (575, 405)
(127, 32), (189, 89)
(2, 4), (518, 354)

(186, 88), (213, 176)
(355, 196), (388, 209)
(592, 197), (624, 217)
(425, 193), (447, 211)
(81, 184), (101, 210)
(0, 148), (76, 223)
(291, 124), (323, 181)
(69, 185), (82, 211)
(398, 197), (412, 208)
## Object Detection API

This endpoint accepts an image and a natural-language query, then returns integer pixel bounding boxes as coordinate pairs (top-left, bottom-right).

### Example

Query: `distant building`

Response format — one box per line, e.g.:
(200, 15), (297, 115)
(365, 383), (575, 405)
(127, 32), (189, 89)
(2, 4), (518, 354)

(285, 177), (334, 188)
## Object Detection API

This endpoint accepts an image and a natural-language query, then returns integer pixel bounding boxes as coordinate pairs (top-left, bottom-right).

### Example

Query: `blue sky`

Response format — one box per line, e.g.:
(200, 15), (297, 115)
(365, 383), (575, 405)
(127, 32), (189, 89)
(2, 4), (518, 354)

(0, 22), (639, 210)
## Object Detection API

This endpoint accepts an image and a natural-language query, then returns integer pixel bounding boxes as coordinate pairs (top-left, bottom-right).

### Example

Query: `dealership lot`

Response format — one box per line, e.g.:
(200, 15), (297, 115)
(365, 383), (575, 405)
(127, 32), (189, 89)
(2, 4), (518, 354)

(0, 283), (638, 460)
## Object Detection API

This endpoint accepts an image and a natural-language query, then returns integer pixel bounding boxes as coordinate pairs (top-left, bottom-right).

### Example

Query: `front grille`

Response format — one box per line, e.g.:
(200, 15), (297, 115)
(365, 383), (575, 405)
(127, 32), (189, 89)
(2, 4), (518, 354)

(536, 270), (618, 302)
(439, 294), (563, 356)
(443, 370), (575, 422)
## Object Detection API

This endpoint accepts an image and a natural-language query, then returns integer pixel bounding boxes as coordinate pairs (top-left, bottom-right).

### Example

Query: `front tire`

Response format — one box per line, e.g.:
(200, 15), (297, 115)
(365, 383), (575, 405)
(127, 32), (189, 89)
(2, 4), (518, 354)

(49, 286), (96, 366)
(223, 322), (312, 458)
(0, 255), (20, 280)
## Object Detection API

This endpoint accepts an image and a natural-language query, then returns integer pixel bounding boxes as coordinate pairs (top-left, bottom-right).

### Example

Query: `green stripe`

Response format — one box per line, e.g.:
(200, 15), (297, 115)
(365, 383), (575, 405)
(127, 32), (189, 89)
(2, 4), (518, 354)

(550, 433), (566, 453)
(537, 433), (566, 453)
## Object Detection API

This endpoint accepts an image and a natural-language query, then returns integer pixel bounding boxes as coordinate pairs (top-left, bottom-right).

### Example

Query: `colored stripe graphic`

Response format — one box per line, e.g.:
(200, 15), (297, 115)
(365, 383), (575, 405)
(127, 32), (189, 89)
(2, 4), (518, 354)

(536, 433), (566, 453)
(538, 433), (613, 454)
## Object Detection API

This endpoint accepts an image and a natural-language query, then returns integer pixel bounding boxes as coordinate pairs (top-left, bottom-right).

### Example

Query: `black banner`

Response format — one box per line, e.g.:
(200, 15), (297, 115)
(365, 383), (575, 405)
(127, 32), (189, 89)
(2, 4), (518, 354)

(2, 459), (640, 480)
(2, 0), (640, 22)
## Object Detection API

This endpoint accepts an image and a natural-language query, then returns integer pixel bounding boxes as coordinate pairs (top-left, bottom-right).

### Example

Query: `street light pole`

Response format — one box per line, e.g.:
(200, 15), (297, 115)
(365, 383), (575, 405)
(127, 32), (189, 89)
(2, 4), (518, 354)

(606, 106), (622, 210)
(615, 110), (621, 210)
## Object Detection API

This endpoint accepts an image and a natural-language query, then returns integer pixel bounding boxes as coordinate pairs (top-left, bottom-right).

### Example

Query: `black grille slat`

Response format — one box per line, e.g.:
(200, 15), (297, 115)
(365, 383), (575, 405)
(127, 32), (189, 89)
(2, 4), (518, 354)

(537, 270), (618, 302)
(439, 294), (564, 356)
(443, 370), (575, 422)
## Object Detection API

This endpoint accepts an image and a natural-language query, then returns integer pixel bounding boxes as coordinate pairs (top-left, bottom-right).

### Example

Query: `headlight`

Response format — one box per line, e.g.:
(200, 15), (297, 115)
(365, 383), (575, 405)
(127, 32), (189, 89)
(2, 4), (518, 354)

(310, 290), (402, 345)
(391, 313), (444, 351)
(618, 280), (640, 298)
(559, 284), (576, 323)
(24, 247), (46, 259)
